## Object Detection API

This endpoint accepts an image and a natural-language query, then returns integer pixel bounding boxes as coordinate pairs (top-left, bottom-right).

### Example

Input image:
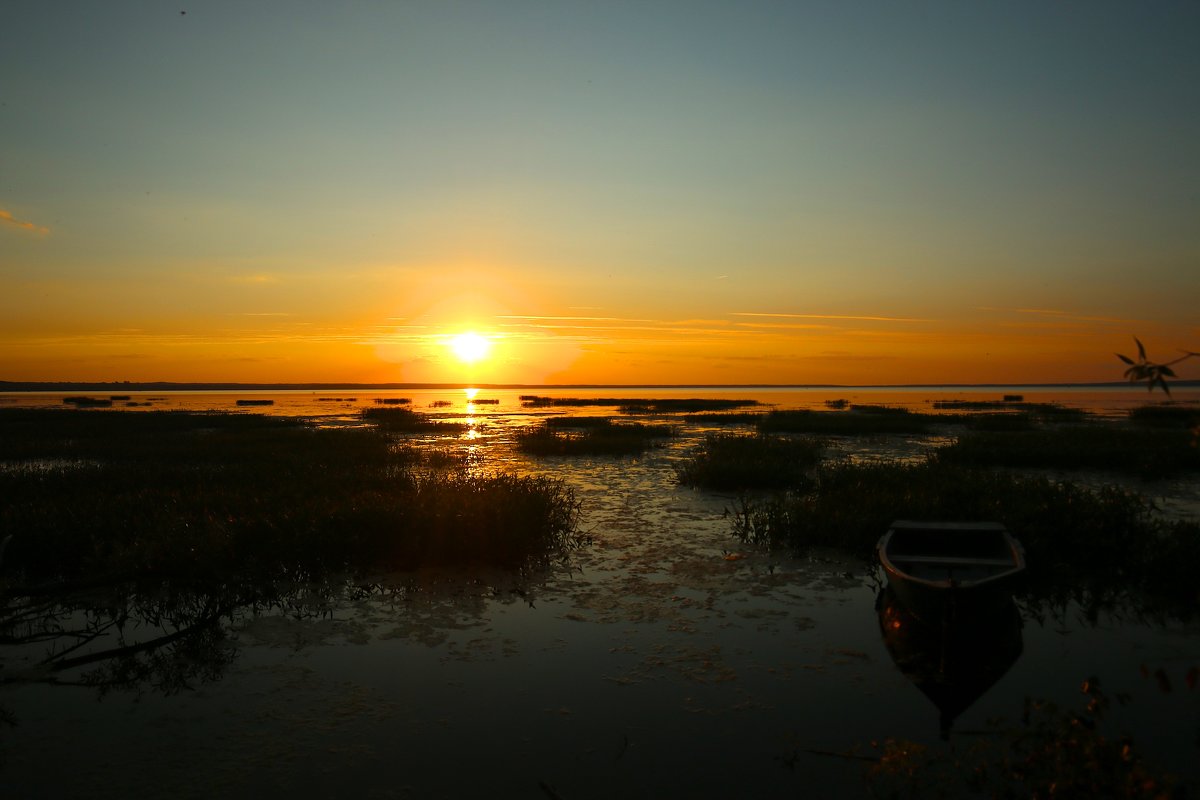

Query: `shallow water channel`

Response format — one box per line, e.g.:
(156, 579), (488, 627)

(2, 392), (1199, 797)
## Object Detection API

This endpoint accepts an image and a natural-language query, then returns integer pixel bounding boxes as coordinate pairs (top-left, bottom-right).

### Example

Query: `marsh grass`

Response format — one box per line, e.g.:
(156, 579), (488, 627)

(515, 420), (675, 456)
(62, 397), (113, 408)
(362, 407), (468, 433)
(729, 460), (1200, 618)
(1128, 404), (1200, 428)
(519, 396), (759, 413)
(932, 400), (1088, 421)
(964, 412), (1037, 432)
(544, 416), (622, 428)
(757, 408), (938, 435)
(680, 412), (765, 425)
(675, 433), (823, 490)
(935, 425), (1200, 477)
(0, 409), (579, 591)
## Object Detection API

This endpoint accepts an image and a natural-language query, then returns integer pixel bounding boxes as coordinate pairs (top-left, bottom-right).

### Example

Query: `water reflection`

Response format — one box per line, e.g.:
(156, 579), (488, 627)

(1, 570), (549, 699)
(876, 586), (1024, 739)
(1, 588), (238, 695)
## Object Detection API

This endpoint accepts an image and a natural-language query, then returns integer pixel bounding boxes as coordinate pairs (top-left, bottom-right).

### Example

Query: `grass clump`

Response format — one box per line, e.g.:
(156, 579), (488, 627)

(757, 408), (936, 435)
(1128, 404), (1200, 428)
(932, 399), (1088, 421)
(0, 409), (580, 591)
(935, 425), (1200, 477)
(519, 396), (758, 413)
(964, 412), (1037, 432)
(680, 412), (765, 426)
(675, 433), (823, 491)
(362, 407), (467, 433)
(617, 398), (760, 414)
(515, 420), (674, 456)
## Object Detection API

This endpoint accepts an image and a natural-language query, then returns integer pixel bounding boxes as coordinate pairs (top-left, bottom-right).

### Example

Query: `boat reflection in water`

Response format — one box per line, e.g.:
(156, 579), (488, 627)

(877, 585), (1024, 739)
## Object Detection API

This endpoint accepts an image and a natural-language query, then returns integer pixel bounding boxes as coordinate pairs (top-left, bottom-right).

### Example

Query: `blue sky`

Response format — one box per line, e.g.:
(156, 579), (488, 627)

(2, 1), (1197, 383)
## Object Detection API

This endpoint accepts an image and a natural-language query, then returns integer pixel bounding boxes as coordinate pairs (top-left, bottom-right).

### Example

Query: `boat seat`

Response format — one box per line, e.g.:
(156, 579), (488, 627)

(888, 555), (1015, 567)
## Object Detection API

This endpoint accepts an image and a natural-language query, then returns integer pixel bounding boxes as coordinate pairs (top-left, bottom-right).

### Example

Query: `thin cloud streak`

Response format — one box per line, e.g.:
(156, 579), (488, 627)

(0, 209), (49, 235)
(731, 312), (934, 323)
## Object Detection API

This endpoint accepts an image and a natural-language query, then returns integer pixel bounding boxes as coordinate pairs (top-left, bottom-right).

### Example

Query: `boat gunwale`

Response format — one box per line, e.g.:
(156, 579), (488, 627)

(877, 520), (1026, 591)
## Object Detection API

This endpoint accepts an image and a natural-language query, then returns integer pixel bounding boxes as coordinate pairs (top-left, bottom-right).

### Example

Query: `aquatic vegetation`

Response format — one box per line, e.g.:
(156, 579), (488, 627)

(515, 420), (675, 456)
(62, 396), (113, 408)
(932, 399), (1026, 410)
(519, 396), (759, 413)
(680, 412), (765, 425)
(757, 408), (937, 435)
(1128, 404), (1200, 428)
(867, 677), (1180, 799)
(0, 409), (580, 590)
(729, 460), (1200, 619)
(544, 415), (624, 428)
(933, 399), (1089, 421)
(234, 399), (273, 406)
(373, 397), (412, 405)
(936, 425), (1200, 477)
(675, 433), (823, 490)
(963, 412), (1036, 432)
(362, 407), (468, 432)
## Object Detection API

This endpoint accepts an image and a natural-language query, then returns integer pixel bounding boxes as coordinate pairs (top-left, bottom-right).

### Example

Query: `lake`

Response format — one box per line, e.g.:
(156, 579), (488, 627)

(1, 386), (1198, 797)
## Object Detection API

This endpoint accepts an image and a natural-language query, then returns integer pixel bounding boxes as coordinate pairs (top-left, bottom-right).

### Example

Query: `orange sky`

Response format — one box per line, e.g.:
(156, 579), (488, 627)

(2, 4), (1197, 385)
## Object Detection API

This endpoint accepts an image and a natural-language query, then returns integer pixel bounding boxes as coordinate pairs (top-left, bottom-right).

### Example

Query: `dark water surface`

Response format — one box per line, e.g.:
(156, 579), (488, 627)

(2, 387), (1198, 797)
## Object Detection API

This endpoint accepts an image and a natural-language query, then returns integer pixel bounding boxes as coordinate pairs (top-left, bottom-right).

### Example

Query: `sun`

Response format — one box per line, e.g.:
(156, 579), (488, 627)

(448, 332), (492, 365)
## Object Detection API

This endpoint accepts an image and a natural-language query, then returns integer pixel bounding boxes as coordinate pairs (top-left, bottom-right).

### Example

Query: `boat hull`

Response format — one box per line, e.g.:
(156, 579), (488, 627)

(877, 520), (1025, 625)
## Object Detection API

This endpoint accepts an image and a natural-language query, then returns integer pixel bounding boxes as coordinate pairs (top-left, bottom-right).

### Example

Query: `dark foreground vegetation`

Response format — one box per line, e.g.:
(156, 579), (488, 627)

(519, 395), (759, 413)
(727, 459), (1200, 619)
(668, 409), (1200, 618)
(675, 433), (823, 490)
(757, 407), (938, 434)
(515, 419), (675, 456)
(0, 409), (580, 592)
(361, 406), (468, 432)
(937, 425), (1200, 477)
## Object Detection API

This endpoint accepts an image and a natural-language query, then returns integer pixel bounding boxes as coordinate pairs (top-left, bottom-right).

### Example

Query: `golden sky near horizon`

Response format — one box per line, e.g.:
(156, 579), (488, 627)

(2, 3), (1197, 385)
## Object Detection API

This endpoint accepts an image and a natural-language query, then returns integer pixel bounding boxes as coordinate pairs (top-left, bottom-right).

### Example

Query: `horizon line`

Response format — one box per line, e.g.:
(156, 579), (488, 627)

(3, 380), (1197, 392)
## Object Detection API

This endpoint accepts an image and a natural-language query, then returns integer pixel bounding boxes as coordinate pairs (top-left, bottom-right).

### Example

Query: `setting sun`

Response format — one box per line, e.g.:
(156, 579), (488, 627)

(448, 332), (492, 365)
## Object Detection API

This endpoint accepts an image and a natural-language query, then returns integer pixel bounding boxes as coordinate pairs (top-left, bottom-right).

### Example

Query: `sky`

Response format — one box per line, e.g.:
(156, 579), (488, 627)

(2, 1), (1197, 385)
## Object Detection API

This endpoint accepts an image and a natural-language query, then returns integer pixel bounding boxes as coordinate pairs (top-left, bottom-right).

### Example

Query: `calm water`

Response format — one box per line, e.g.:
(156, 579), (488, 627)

(2, 386), (1198, 797)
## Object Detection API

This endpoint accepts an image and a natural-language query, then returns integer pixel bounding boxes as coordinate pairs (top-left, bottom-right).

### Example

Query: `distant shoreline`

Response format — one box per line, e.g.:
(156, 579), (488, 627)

(2, 380), (1197, 392)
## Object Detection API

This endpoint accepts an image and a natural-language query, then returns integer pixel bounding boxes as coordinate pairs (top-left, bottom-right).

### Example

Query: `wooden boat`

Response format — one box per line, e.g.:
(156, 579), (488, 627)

(877, 520), (1025, 624)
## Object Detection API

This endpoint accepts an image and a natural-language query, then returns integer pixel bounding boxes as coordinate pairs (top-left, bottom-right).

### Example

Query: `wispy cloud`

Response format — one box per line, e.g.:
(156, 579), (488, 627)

(732, 321), (834, 331)
(731, 312), (933, 323)
(0, 209), (49, 235)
